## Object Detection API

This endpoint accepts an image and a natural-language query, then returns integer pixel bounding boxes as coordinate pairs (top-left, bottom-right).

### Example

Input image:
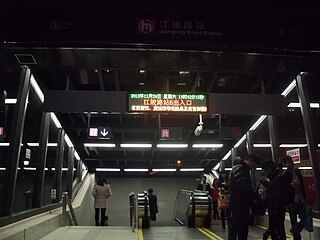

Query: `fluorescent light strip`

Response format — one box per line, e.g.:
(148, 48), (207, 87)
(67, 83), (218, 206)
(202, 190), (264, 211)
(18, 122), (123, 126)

(84, 143), (116, 148)
(157, 144), (188, 148)
(287, 102), (320, 108)
(281, 79), (296, 97)
(26, 142), (58, 147)
(249, 115), (267, 131)
(299, 167), (312, 170)
(96, 168), (121, 172)
(24, 167), (36, 170)
(64, 134), (73, 148)
(5, 98), (17, 104)
(234, 134), (247, 148)
(124, 169), (149, 172)
(120, 144), (152, 148)
(152, 169), (177, 172)
(30, 75), (44, 103)
(222, 150), (231, 161)
(74, 151), (80, 160)
(192, 144), (223, 148)
(0, 168), (6, 170)
(254, 144), (272, 148)
(51, 113), (62, 128)
(0, 143), (10, 146)
(27, 143), (39, 147)
(180, 168), (204, 172)
(280, 144), (308, 148)
(48, 143), (58, 147)
(213, 163), (221, 170)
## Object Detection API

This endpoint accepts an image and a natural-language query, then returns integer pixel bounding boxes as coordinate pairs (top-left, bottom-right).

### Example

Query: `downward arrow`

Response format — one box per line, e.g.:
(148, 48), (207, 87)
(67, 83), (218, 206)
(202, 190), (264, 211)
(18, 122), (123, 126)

(100, 129), (109, 137)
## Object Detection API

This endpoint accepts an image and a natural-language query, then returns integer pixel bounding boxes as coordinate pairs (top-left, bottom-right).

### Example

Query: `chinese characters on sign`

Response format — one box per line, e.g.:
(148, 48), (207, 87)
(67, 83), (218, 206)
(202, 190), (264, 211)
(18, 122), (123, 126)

(137, 18), (223, 37)
(128, 93), (207, 113)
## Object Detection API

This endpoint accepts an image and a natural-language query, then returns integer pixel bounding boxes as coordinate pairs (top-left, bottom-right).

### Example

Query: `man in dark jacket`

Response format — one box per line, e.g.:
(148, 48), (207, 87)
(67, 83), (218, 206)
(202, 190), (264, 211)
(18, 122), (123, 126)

(282, 155), (306, 240)
(228, 153), (260, 240)
(261, 160), (286, 240)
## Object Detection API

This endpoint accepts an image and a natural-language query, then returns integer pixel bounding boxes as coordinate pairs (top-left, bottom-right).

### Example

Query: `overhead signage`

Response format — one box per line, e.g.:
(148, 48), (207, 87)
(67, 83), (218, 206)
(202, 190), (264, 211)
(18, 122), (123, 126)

(128, 92), (207, 113)
(160, 127), (182, 140)
(88, 127), (112, 139)
(286, 148), (301, 164)
(25, 148), (31, 159)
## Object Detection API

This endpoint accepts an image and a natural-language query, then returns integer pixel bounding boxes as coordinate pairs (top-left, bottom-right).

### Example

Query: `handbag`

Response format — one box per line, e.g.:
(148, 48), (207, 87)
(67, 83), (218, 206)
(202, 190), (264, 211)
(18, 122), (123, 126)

(218, 194), (229, 209)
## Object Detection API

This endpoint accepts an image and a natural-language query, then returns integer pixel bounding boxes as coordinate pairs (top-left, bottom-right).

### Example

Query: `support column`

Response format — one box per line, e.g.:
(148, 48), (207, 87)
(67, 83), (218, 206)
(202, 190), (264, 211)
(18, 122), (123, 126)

(268, 116), (280, 163)
(246, 130), (254, 155)
(246, 130), (256, 189)
(77, 160), (82, 183)
(231, 147), (237, 166)
(32, 112), (50, 208)
(2, 67), (30, 216)
(67, 147), (75, 199)
(296, 74), (320, 211)
(53, 129), (65, 203)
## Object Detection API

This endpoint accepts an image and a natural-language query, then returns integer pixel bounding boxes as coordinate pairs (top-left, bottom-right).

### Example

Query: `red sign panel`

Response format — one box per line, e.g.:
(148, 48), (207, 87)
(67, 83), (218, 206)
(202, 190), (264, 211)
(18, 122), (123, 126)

(286, 148), (301, 164)
(161, 129), (170, 138)
(0, 127), (3, 136)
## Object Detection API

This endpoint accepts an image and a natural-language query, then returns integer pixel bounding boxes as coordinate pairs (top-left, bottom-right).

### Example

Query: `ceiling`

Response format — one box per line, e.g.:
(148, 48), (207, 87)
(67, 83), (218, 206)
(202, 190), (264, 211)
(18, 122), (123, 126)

(1, 1), (320, 176)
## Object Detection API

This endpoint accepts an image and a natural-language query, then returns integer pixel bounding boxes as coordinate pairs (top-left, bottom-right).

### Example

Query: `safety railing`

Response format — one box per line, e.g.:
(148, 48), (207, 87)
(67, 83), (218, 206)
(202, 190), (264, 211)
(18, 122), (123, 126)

(62, 192), (78, 226)
(129, 192), (138, 232)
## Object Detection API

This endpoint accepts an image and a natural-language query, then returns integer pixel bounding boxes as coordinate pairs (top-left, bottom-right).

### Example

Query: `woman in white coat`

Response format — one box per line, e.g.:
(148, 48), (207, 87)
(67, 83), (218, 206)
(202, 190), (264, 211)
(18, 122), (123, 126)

(92, 178), (112, 226)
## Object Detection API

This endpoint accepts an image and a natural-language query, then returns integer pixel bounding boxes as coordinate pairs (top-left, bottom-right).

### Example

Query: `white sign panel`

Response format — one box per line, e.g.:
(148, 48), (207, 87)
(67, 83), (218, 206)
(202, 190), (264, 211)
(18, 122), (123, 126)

(286, 148), (301, 164)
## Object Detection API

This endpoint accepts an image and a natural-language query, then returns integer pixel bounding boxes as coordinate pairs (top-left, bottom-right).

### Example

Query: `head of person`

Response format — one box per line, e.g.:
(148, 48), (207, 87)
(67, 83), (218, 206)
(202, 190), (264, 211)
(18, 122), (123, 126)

(261, 159), (276, 178)
(213, 178), (218, 185)
(148, 188), (154, 194)
(275, 162), (284, 175)
(282, 155), (294, 171)
(233, 156), (242, 165)
(243, 153), (260, 170)
(201, 175), (207, 184)
(97, 178), (105, 186)
(219, 171), (228, 181)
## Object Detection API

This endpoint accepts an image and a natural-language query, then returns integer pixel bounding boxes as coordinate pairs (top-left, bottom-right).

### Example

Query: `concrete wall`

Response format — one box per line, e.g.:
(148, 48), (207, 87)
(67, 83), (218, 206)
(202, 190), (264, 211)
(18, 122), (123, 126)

(103, 177), (198, 226)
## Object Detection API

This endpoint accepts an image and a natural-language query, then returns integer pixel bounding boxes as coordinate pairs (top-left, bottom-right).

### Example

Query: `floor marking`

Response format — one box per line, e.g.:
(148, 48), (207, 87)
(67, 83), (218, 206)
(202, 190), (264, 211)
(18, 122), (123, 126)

(256, 224), (293, 239)
(201, 227), (224, 240)
(197, 227), (217, 240)
(138, 228), (144, 240)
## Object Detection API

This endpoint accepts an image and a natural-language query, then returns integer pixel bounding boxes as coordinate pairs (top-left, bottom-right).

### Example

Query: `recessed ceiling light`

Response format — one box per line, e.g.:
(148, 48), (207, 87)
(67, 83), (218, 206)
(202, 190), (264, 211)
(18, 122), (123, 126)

(139, 82), (145, 86)
(180, 168), (204, 172)
(139, 70), (145, 73)
(84, 143), (116, 148)
(96, 168), (121, 172)
(179, 71), (189, 74)
(152, 169), (177, 172)
(124, 169), (148, 172)
(177, 82), (186, 86)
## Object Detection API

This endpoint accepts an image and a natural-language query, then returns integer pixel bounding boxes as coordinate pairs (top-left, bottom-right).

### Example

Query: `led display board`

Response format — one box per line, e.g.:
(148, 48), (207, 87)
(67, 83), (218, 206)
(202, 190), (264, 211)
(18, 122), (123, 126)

(128, 92), (207, 113)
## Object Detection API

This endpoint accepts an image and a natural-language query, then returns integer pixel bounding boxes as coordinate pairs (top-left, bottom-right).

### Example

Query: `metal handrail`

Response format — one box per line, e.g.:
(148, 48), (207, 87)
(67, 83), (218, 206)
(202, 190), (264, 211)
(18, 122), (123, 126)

(129, 192), (138, 232)
(62, 192), (78, 226)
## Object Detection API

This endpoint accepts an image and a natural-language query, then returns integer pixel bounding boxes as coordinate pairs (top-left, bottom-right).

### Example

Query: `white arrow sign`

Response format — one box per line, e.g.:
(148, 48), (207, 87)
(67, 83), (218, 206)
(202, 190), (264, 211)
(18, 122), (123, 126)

(100, 128), (109, 137)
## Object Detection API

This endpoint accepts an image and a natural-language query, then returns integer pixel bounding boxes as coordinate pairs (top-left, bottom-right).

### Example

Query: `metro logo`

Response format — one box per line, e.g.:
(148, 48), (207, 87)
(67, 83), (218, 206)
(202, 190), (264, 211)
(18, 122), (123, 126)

(137, 19), (156, 34)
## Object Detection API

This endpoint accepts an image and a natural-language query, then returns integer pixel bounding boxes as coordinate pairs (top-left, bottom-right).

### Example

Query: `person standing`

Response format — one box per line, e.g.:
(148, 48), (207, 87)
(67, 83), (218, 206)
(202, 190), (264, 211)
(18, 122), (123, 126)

(228, 153), (260, 240)
(218, 171), (230, 229)
(211, 179), (220, 220)
(148, 188), (159, 221)
(92, 178), (112, 226)
(197, 175), (211, 192)
(282, 155), (306, 240)
(261, 160), (286, 240)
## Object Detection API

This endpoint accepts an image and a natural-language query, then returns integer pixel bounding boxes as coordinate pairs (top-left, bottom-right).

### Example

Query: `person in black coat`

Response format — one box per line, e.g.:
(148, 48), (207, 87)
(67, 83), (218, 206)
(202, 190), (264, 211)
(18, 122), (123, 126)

(148, 188), (159, 221)
(282, 155), (307, 240)
(197, 175), (211, 192)
(228, 153), (260, 240)
(261, 160), (286, 240)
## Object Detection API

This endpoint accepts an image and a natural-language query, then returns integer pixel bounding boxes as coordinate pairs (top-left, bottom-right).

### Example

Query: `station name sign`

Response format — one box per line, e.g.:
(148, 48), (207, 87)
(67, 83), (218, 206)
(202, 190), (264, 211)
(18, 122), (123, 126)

(128, 92), (207, 113)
